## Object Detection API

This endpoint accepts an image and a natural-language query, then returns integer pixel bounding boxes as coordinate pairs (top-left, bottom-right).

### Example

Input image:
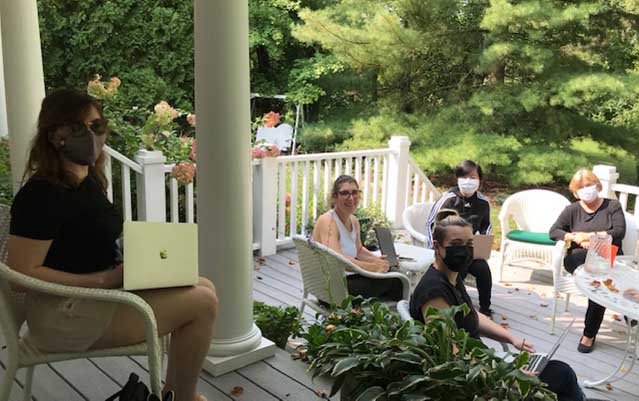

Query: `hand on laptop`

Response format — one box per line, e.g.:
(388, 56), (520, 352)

(103, 263), (123, 289)
(372, 256), (390, 273)
(512, 336), (536, 353)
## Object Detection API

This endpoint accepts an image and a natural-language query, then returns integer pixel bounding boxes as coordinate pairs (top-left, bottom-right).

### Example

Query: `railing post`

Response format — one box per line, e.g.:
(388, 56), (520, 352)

(253, 157), (278, 256)
(593, 164), (618, 199)
(135, 149), (167, 222)
(386, 136), (411, 228)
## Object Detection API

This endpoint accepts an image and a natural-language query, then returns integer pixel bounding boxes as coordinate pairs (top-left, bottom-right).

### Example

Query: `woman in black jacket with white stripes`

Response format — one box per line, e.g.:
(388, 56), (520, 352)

(424, 160), (493, 316)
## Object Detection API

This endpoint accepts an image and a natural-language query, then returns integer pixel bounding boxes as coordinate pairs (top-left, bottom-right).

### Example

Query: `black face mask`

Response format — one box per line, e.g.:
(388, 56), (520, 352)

(58, 123), (101, 166)
(441, 245), (474, 273)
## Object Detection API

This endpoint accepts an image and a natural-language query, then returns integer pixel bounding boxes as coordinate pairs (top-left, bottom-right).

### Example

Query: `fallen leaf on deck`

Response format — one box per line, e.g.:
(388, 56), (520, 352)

(528, 292), (532, 296)
(256, 257), (266, 265)
(504, 283), (512, 287)
(231, 386), (244, 397)
(529, 315), (538, 320)
(613, 314), (622, 321)
(314, 389), (328, 398)
(500, 323), (510, 329)
(501, 315), (508, 320)
(540, 303), (549, 308)
(257, 276), (263, 280)
(540, 292), (546, 298)
(606, 383), (613, 391)
(620, 367), (628, 373)
(515, 288), (520, 291)
(288, 260), (296, 265)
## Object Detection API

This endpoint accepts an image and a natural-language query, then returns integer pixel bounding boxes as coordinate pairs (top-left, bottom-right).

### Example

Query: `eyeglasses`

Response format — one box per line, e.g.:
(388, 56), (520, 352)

(338, 190), (361, 198)
(88, 119), (109, 136)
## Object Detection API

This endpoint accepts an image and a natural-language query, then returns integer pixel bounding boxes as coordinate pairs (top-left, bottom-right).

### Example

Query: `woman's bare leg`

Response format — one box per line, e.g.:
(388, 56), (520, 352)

(92, 277), (217, 401)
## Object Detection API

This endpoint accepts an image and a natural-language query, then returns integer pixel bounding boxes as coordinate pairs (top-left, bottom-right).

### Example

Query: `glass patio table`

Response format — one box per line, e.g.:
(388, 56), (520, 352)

(574, 258), (639, 388)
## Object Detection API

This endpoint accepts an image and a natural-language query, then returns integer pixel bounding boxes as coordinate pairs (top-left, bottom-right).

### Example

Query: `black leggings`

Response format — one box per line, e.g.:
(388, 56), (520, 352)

(540, 360), (585, 401)
(564, 248), (606, 338)
(459, 259), (492, 312)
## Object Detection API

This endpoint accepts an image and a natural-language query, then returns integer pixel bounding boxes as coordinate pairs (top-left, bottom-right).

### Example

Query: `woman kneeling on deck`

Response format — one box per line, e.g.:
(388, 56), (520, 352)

(8, 89), (217, 401)
(312, 175), (403, 302)
(410, 210), (598, 401)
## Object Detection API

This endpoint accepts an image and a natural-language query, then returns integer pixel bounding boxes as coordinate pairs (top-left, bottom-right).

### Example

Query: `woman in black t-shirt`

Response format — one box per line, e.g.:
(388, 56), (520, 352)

(410, 212), (588, 401)
(550, 168), (626, 353)
(8, 90), (216, 401)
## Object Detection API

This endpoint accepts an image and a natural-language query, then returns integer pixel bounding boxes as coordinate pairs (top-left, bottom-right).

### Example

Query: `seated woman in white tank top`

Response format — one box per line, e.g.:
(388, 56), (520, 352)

(312, 175), (403, 302)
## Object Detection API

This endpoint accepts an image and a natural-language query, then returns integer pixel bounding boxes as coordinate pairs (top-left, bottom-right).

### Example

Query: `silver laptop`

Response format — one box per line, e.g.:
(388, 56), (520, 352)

(123, 221), (199, 290)
(525, 318), (575, 373)
(473, 234), (494, 260)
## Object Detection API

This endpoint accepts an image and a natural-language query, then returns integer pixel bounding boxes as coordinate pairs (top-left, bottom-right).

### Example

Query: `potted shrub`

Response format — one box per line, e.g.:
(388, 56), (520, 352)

(301, 298), (555, 401)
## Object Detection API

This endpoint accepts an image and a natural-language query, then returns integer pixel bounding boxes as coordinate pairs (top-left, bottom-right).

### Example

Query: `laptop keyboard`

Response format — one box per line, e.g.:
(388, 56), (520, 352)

(525, 353), (546, 372)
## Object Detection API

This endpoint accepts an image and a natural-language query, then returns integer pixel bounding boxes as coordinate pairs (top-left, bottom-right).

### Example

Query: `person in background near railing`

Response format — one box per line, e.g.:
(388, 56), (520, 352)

(550, 168), (626, 353)
(312, 175), (403, 301)
(7, 89), (216, 401)
(411, 211), (602, 401)
(424, 160), (493, 317)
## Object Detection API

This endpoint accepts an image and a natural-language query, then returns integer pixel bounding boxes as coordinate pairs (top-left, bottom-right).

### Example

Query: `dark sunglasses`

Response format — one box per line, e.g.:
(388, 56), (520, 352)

(338, 190), (361, 197)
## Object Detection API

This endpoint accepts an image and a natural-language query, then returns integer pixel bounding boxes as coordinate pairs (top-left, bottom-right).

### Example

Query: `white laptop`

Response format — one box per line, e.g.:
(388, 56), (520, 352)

(123, 221), (199, 291)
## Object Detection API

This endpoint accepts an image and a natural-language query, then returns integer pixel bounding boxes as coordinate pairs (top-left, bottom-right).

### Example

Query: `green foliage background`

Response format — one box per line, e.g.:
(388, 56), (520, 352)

(35, 0), (639, 187)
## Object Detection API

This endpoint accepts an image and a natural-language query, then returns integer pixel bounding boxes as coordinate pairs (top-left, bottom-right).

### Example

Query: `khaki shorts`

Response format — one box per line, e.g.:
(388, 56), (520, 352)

(25, 292), (117, 352)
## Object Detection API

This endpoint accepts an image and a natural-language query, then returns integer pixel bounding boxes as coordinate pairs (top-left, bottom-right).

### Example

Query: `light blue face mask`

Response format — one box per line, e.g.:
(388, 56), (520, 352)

(458, 178), (479, 195)
(577, 185), (599, 202)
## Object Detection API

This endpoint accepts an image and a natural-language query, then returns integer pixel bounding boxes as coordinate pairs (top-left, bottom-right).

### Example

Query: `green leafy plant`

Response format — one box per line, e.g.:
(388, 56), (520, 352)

(301, 297), (555, 401)
(253, 301), (304, 349)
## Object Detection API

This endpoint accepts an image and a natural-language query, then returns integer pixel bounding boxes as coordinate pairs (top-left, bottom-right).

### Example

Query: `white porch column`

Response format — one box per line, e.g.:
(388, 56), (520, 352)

(385, 136), (411, 228)
(593, 164), (618, 199)
(195, 0), (274, 376)
(0, 0), (45, 192)
(0, 29), (7, 138)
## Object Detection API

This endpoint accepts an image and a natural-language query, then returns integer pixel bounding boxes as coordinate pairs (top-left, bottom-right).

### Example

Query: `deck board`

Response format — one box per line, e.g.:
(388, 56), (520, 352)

(2, 246), (637, 401)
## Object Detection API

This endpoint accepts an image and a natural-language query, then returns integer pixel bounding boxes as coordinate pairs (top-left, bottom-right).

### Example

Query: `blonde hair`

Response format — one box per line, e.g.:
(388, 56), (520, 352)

(568, 168), (602, 194)
(432, 209), (471, 245)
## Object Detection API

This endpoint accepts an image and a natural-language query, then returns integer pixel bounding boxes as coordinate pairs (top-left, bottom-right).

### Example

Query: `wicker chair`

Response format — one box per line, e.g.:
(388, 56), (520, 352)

(293, 235), (410, 316)
(0, 204), (164, 401)
(498, 190), (571, 282)
(402, 202), (434, 247)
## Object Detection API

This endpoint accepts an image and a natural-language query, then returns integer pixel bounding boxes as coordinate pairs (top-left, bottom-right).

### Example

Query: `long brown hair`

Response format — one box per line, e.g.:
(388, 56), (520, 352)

(24, 89), (109, 191)
(330, 175), (359, 208)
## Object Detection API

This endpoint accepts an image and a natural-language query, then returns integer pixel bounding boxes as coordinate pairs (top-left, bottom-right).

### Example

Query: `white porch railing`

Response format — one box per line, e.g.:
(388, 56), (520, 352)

(594, 164), (639, 217)
(103, 135), (440, 256)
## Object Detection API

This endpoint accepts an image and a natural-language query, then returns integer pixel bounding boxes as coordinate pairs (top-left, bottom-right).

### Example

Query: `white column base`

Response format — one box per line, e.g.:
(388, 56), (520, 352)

(203, 337), (276, 377)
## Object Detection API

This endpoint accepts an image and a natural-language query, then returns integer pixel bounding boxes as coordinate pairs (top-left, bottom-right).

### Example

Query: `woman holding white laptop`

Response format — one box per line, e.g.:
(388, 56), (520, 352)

(7, 89), (216, 401)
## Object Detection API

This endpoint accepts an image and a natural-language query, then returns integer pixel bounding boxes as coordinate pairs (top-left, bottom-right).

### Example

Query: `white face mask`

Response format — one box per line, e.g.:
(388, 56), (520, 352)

(458, 178), (479, 195)
(577, 184), (599, 202)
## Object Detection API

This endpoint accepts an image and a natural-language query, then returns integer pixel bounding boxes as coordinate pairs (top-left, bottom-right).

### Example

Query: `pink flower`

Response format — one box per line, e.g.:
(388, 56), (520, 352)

(252, 147), (266, 159)
(189, 139), (197, 161)
(263, 111), (280, 128)
(171, 162), (196, 184)
(186, 113), (197, 127)
(154, 101), (179, 125)
(161, 130), (171, 138)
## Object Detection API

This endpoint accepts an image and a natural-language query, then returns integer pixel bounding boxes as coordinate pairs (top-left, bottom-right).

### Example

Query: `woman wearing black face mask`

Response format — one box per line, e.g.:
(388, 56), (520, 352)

(409, 210), (595, 401)
(8, 89), (217, 401)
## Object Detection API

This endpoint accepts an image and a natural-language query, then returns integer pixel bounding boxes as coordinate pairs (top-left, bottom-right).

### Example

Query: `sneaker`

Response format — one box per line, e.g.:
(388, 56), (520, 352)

(479, 308), (494, 318)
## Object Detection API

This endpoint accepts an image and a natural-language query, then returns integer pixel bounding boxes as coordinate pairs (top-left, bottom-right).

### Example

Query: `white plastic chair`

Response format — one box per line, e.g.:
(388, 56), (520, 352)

(0, 205), (164, 401)
(550, 212), (639, 334)
(256, 123), (294, 152)
(498, 190), (571, 282)
(293, 235), (410, 316)
(402, 202), (434, 247)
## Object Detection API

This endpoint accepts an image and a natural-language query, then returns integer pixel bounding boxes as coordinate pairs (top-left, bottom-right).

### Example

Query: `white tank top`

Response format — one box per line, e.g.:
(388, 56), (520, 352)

(329, 209), (357, 258)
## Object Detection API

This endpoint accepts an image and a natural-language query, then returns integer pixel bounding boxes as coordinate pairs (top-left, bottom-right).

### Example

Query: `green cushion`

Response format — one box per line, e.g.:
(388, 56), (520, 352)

(506, 230), (556, 245)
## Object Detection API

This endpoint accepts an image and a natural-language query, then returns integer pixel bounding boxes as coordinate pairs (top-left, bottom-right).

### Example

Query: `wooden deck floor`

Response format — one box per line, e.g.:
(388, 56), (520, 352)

(2, 246), (638, 400)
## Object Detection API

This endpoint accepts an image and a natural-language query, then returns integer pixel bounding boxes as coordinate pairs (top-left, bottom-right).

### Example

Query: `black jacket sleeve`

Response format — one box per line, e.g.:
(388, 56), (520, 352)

(549, 204), (573, 241)
(607, 200), (626, 245)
